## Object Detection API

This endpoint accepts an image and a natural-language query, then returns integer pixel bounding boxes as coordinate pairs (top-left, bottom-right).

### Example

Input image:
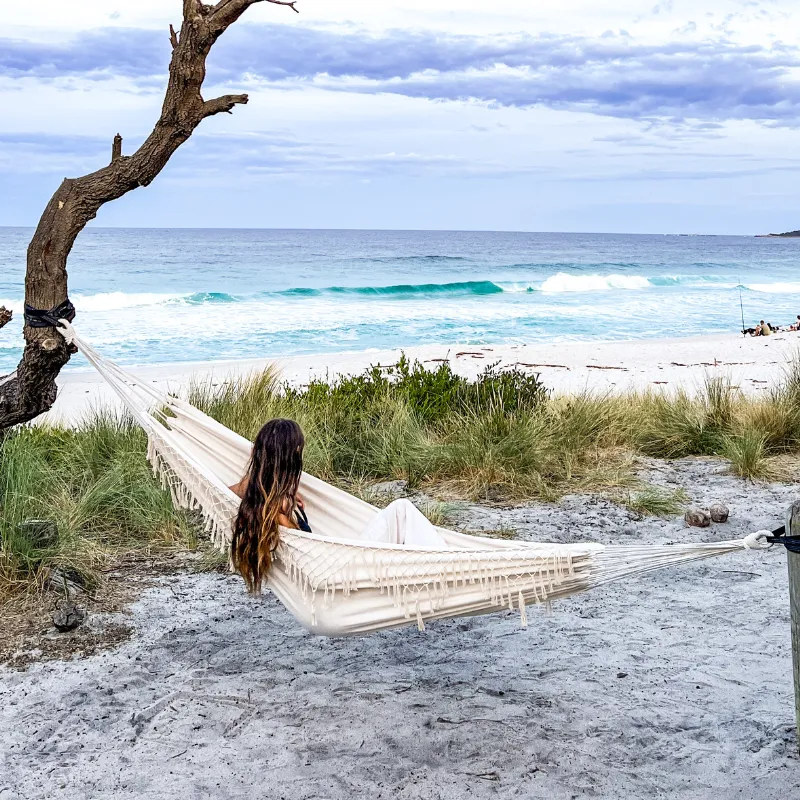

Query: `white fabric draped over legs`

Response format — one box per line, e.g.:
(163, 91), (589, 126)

(360, 499), (448, 548)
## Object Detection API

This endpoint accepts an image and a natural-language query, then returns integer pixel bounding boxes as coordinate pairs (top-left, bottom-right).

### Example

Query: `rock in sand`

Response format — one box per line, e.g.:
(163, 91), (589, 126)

(684, 507), (711, 528)
(709, 503), (729, 523)
(52, 601), (87, 633)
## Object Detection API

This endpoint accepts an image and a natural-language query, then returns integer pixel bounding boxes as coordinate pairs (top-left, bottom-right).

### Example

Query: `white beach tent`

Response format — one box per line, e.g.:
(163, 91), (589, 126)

(57, 321), (771, 637)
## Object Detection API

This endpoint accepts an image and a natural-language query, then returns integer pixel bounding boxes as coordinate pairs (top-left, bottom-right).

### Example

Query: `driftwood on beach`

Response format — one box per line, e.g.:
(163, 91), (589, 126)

(0, 0), (300, 431)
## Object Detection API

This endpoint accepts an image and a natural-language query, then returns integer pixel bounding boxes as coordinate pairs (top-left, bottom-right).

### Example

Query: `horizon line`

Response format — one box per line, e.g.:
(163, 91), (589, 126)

(0, 225), (763, 237)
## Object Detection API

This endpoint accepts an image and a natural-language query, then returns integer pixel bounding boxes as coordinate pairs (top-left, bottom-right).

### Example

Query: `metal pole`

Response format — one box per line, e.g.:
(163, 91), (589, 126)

(785, 501), (800, 753)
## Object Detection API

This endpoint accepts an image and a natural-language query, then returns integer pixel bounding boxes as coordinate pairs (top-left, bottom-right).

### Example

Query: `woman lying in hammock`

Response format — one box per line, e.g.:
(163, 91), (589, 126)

(229, 418), (446, 592)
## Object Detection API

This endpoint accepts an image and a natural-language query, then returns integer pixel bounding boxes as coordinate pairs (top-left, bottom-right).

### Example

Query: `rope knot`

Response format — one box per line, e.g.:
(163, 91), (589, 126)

(742, 530), (772, 551)
(55, 319), (78, 346)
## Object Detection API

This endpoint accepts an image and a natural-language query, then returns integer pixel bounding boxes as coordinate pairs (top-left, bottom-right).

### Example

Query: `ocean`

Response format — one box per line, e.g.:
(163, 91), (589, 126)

(1, 228), (799, 373)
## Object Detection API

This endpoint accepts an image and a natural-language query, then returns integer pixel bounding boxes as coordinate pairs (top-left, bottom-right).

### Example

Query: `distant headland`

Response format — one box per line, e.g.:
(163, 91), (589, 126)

(756, 229), (800, 238)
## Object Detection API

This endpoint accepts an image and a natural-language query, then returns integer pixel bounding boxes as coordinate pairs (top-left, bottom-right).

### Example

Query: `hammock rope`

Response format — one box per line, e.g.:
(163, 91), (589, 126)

(56, 320), (771, 637)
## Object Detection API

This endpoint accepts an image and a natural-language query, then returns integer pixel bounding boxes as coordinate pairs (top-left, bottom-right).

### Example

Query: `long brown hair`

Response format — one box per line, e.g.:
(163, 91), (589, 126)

(231, 418), (305, 593)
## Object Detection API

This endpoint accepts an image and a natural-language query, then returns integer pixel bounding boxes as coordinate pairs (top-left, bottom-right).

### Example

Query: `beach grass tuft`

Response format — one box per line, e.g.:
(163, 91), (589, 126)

(721, 430), (775, 481)
(624, 485), (690, 517)
(0, 414), (197, 598)
(416, 500), (458, 527)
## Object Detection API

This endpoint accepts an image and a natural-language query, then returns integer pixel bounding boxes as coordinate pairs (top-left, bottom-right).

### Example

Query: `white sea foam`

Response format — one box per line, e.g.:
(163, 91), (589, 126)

(72, 292), (181, 312)
(539, 273), (651, 293)
(746, 282), (800, 294)
(495, 281), (536, 293)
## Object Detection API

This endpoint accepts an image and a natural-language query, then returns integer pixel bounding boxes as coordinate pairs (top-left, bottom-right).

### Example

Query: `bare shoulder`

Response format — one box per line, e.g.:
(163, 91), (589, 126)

(229, 478), (247, 499)
(278, 511), (299, 530)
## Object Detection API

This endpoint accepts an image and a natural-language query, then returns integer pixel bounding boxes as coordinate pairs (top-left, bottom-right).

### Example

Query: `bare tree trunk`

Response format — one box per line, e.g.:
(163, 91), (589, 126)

(0, 0), (299, 430)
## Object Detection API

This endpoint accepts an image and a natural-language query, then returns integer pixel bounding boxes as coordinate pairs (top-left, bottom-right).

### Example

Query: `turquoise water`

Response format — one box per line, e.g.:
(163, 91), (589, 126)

(1, 227), (800, 371)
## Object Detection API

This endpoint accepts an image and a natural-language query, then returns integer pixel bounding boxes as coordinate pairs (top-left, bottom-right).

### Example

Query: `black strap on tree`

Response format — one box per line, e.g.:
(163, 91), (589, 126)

(23, 299), (76, 329)
(766, 524), (800, 554)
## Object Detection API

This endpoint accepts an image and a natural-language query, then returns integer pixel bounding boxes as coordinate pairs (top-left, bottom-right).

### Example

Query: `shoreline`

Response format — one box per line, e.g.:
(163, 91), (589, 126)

(44, 331), (800, 425)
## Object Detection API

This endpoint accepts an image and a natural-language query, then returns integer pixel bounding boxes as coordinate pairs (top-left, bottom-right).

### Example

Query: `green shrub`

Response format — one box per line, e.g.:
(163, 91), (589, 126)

(285, 354), (547, 425)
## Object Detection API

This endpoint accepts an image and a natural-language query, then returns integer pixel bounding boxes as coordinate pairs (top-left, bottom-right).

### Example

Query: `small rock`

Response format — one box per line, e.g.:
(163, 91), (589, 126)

(47, 568), (85, 599)
(709, 503), (729, 523)
(685, 507), (711, 528)
(52, 601), (86, 633)
(617, 672), (628, 679)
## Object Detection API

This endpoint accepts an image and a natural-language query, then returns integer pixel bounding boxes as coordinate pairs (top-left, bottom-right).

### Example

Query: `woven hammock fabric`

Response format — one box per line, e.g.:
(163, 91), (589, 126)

(58, 322), (764, 637)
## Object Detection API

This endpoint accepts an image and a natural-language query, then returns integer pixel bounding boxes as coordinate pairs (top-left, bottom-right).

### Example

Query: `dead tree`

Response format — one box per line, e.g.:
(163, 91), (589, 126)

(0, 0), (300, 430)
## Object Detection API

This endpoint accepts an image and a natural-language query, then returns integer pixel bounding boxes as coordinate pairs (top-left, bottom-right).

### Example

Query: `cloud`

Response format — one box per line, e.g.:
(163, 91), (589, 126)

(0, 131), (108, 173)
(2, 24), (800, 124)
(569, 162), (800, 182)
(0, 29), (166, 79)
(162, 131), (551, 179)
(0, 130), (539, 180)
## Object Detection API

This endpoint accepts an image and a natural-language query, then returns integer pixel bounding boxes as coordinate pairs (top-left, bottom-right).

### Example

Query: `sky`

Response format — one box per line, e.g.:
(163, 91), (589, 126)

(2, 0), (800, 233)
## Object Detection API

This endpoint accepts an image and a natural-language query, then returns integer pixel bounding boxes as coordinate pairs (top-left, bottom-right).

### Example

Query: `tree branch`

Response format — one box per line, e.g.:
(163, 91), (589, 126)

(0, 0), (301, 430)
(203, 93), (249, 117)
(0, 307), (11, 331)
(266, 0), (299, 11)
(211, 0), (299, 32)
(184, 0), (214, 19)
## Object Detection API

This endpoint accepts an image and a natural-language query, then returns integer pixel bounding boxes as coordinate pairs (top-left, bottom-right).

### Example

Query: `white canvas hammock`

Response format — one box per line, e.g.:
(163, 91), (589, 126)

(57, 322), (771, 637)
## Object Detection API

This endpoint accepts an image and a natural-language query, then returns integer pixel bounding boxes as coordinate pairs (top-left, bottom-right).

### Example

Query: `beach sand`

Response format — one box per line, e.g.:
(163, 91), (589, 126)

(1, 457), (798, 798)
(43, 331), (800, 426)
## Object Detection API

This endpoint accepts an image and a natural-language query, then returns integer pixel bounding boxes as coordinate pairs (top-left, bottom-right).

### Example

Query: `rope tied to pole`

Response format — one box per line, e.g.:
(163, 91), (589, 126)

(742, 530), (773, 550)
(743, 523), (800, 553)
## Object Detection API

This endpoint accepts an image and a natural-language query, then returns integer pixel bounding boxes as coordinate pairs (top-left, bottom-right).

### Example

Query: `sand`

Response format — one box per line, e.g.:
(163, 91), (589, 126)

(1, 457), (799, 799)
(43, 331), (800, 425)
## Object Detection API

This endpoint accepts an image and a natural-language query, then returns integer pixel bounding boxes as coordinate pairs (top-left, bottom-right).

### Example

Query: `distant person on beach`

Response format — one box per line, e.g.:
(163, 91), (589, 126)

(752, 320), (771, 336)
(790, 315), (800, 331)
(228, 419), (445, 593)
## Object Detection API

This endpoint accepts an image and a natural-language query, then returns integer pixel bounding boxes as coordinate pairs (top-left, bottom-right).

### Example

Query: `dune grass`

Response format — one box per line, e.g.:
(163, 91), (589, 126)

(3, 353), (800, 595)
(623, 486), (690, 518)
(0, 414), (197, 598)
